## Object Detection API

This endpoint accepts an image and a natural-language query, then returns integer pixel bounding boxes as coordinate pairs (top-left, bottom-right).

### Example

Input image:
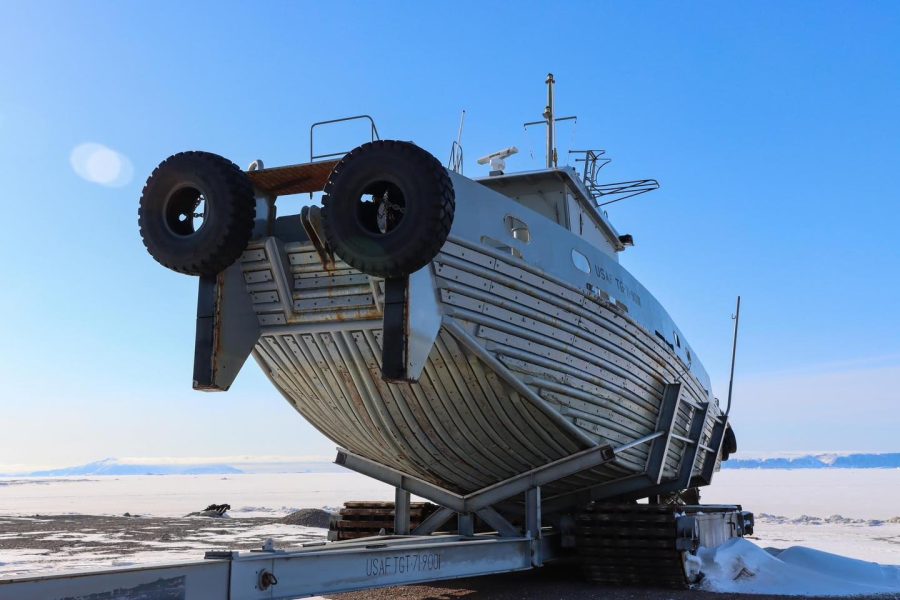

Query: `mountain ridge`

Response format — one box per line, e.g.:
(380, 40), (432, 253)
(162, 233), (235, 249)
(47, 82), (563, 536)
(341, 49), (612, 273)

(723, 452), (900, 469)
(7, 452), (899, 476)
(18, 458), (244, 477)
(3, 457), (346, 477)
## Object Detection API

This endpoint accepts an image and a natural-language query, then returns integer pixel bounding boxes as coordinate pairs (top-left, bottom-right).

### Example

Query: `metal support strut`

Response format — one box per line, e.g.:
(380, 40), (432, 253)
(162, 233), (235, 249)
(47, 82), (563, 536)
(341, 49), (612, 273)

(381, 277), (408, 380)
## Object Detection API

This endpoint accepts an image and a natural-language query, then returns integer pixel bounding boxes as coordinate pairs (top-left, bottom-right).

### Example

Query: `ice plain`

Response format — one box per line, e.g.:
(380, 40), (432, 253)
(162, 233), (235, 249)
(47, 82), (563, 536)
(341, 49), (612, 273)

(0, 468), (898, 595)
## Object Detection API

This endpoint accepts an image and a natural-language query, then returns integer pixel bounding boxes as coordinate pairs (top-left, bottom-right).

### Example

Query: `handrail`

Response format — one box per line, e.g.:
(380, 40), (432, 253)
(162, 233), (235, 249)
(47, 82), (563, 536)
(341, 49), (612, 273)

(569, 149), (659, 208)
(447, 140), (464, 174)
(594, 179), (660, 207)
(569, 149), (611, 187)
(310, 115), (380, 162)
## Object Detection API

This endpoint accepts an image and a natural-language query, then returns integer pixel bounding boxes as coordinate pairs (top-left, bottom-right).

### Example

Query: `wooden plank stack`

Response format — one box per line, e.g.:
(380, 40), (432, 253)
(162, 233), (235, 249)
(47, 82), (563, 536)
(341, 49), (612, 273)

(328, 501), (438, 541)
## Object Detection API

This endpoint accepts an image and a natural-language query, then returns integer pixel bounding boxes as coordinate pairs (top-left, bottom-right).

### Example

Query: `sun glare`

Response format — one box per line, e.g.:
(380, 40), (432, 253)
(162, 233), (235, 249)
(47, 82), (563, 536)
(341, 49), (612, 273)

(70, 142), (134, 187)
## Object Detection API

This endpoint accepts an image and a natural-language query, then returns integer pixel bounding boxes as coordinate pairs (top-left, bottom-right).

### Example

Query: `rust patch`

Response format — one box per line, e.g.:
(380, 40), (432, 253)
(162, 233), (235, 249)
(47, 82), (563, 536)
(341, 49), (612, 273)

(246, 159), (339, 196)
(210, 269), (226, 378)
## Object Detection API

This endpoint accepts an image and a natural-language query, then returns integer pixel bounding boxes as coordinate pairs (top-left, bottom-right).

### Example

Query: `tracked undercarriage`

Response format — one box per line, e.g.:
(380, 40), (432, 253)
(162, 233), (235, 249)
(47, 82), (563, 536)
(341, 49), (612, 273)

(578, 502), (753, 587)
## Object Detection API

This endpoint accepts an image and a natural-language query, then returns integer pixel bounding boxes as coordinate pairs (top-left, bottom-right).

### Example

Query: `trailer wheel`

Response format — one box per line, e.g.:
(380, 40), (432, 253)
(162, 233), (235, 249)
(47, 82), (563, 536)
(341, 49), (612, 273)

(321, 140), (455, 278)
(139, 152), (255, 276)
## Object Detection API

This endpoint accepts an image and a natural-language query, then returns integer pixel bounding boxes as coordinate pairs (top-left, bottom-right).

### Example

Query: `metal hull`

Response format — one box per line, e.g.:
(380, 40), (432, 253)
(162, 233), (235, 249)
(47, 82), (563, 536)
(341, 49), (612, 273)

(242, 196), (722, 500)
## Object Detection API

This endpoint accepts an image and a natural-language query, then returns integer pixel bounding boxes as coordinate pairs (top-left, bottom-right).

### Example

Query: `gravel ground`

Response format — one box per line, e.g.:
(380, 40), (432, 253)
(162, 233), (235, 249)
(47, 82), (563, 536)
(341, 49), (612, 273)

(2, 516), (896, 599)
(0, 514), (325, 576)
(333, 563), (900, 600)
(0, 514), (321, 553)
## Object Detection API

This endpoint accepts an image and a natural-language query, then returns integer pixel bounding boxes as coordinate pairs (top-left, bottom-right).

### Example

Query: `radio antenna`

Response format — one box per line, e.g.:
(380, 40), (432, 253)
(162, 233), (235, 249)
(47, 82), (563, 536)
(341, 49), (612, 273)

(456, 109), (466, 147)
(524, 73), (576, 170)
(725, 296), (741, 416)
(447, 109), (466, 174)
(544, 74), (555, 168)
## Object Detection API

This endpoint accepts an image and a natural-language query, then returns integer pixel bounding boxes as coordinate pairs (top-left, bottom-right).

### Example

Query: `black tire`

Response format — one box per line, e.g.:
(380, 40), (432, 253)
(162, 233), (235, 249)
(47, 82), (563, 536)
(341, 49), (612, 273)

(321, 140), (454, 278)
(139, 151), (255, 276)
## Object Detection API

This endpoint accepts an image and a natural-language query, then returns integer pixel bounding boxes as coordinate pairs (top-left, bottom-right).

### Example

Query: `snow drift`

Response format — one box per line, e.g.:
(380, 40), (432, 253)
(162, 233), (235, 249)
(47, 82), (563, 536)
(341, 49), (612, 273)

(700, 538), (900, 595)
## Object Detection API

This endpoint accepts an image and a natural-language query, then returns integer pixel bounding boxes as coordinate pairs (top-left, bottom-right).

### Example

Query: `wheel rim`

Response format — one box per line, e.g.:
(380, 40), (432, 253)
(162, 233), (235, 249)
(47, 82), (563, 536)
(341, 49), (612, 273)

(356, 180), (405, 235)
(164, 185), (210, 237)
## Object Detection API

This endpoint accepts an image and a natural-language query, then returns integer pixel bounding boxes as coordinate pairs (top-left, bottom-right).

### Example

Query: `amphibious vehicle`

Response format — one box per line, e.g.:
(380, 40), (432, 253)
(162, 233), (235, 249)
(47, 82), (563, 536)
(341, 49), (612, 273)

(135, 74), (750, 589)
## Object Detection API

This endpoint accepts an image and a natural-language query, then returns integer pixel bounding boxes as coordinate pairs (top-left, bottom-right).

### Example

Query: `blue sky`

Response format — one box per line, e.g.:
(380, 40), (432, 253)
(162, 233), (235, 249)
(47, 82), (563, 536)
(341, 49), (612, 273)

(0, 1), (897, 469)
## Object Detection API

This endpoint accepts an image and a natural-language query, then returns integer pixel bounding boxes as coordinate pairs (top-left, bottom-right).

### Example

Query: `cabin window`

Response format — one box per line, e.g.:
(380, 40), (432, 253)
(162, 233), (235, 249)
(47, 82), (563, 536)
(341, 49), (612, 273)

(481, 236), (523, 259)
(504, 215), (531, 243)
(655, 330), (674, 351)
(674, 331), (681, 348)
(571, 249), (591, 274)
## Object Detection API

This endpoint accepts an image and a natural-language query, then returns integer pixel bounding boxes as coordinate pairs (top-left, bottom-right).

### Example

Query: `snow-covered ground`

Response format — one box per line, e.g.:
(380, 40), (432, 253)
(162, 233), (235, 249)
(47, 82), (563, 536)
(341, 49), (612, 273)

(0, 469), (898, 595)
(703, 469), (900, 520)
(0, 514), (325, 577)
(699, 539), (900, 595)
(0, 472), (395, 518)
(702, 469), (900, 566)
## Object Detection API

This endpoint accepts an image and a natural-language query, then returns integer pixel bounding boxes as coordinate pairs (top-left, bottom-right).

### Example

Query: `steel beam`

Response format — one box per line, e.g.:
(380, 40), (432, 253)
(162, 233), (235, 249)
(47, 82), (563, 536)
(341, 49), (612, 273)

(233, 536), (533, 597)
(381, 276), (408, 380)
(540, 473), (651, 513)
(642, 401), (711, 497)
(335, 450), (465, 512)
(677, 401), (710, 489)
(457, 513), (475, 537)
(193, 262), (261, 392)
(644, 382), (681, 484)
(412, 507), (455, 536)
(0, 535), (536, 600)
(525, 487), (543, 566)
(336, 441), (615, 515)
(0, 560), (229, 600)
(695, 415), (728, 486)
(264, 237), (295, 322)
(463, 444), (615, 511)
(476, 507), (520, 538)
(394, 488), (411, 535)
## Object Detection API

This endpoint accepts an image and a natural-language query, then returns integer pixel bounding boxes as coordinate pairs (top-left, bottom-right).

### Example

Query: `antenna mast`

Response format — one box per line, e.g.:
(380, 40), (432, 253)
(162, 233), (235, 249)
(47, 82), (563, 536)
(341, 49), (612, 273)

(524, 74), (576, 170)
(725, 296), (741, 416)
(456, 109), (466, 147)
(544, 73), (556, 168)
(447, 109), (466, 174)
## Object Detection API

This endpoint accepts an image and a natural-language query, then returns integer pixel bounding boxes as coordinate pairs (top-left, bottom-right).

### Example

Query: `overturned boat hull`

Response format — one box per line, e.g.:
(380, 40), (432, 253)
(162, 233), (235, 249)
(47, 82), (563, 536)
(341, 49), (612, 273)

(223, 172), (725, 503)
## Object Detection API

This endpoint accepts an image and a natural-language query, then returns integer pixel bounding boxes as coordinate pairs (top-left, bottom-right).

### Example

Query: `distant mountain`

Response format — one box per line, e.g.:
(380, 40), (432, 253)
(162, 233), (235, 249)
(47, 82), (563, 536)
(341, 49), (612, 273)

(20, 458), (244, 477)
(724, 452), (900, 469)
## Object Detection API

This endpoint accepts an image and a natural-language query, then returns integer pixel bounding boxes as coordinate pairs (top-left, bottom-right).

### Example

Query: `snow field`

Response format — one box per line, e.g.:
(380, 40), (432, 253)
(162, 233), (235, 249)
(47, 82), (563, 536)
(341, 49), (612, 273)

(1, 468), (898, 595)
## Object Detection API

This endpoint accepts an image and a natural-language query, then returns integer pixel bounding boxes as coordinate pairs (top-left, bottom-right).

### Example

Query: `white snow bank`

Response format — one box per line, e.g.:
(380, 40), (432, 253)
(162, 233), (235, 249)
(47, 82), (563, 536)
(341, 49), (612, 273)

(0, 473), (395, 518)
(700, 538), (900, 596)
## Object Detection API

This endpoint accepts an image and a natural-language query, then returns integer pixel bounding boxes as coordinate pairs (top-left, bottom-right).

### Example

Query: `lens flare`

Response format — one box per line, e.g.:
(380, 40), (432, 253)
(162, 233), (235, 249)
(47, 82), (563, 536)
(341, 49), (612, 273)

(70, 142), (134, 187)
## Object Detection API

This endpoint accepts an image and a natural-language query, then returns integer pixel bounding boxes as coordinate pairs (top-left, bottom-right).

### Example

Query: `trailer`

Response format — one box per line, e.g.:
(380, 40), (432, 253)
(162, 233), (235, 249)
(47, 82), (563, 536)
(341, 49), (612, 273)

(0, 445), (752, 599)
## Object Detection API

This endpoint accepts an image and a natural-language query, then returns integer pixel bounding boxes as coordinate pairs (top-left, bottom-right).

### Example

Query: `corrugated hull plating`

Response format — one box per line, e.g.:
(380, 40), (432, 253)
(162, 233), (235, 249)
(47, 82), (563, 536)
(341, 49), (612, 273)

(245, 234), (720, 497)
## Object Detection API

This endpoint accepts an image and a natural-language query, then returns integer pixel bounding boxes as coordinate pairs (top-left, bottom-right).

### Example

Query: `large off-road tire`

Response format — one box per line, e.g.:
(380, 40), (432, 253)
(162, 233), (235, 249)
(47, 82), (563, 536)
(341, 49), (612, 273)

(321, 140), (454, 278)
(139, 151), (255, 276)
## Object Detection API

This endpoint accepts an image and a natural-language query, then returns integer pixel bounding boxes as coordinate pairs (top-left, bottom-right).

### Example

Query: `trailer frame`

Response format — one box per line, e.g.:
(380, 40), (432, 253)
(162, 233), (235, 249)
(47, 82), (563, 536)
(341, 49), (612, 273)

(0, 379), (745, 600)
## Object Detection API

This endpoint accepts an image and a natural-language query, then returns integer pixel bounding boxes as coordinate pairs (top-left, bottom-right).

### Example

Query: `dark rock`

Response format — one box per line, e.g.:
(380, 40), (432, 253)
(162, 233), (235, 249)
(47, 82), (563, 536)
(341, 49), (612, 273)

(280, 508), (333, 528)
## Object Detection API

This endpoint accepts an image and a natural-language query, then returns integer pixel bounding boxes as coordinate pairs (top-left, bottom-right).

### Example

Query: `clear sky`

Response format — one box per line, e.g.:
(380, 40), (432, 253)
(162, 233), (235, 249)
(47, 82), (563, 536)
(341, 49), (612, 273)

(0, 1), (897, 470)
